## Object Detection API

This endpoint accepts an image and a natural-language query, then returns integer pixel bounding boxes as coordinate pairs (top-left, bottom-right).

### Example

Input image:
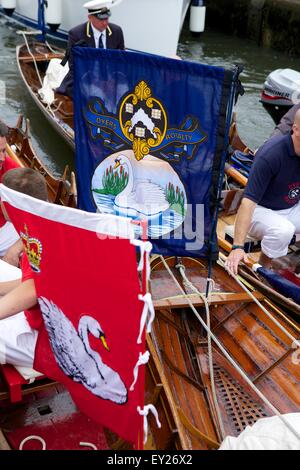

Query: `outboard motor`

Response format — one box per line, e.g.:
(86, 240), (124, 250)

(261, 68), (300, 124)
(45, 0), (62, 32)
(2, 0), (16, 16)
(189, 0), (206, 34)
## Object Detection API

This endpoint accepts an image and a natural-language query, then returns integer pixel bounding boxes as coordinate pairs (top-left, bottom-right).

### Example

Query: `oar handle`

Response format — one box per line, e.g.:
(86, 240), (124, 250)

(224, 163), (248, 187)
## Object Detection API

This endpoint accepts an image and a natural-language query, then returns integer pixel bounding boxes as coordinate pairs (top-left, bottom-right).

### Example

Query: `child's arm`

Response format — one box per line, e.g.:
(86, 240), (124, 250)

(2, 239), (24, 267)
(0, 279), (21, 296)
(0, 279), (37, 320)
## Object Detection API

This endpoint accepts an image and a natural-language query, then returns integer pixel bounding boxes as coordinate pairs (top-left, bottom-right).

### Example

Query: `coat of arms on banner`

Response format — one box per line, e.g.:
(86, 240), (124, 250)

(85, 80), (207, 238)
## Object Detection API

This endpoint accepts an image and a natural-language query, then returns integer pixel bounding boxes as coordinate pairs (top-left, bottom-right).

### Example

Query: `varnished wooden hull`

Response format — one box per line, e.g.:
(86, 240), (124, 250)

(150, 256), (300, 448)
(5, 115), (77, 208)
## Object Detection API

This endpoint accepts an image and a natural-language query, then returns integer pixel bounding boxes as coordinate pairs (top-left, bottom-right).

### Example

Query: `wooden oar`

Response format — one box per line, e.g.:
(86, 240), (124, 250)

(5, 143), (23, 167)
(224, 163), (247, 187)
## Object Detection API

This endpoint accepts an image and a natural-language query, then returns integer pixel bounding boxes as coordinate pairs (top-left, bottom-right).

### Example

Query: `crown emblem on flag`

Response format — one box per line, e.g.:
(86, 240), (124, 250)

(20, 225), (43, 273)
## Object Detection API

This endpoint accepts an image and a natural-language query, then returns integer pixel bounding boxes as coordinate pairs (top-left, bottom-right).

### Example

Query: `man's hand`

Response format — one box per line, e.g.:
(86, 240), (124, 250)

(225, 248), (249, 276)
(2, 239), (23, 267)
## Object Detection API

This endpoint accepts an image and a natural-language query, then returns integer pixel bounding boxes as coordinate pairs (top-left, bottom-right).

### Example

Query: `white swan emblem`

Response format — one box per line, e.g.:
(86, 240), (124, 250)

(38, 297), (127, 405)
(113, 155), (169, 217)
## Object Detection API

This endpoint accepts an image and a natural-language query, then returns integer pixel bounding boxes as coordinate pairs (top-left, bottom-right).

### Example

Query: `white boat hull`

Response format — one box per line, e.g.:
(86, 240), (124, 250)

(1, 0), (191, 57)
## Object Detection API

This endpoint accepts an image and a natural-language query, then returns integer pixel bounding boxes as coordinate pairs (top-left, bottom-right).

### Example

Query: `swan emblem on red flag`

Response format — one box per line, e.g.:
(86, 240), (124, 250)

(38, 297), (128, 405)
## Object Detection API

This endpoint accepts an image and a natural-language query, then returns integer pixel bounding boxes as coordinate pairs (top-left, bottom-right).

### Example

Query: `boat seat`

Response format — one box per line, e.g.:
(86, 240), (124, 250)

(19, 53), (63, 63)
(50, 93), (74, 118)
(220, 188), (244, 215)
(0, 364), (48, 403)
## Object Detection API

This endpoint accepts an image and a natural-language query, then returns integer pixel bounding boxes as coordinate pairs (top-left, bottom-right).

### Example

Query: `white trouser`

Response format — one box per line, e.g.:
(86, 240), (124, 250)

(0, 221), (20, 257)
(0, 260), (38, 369)
(248, 201), (300, 259)
(219, 413), (300, 450)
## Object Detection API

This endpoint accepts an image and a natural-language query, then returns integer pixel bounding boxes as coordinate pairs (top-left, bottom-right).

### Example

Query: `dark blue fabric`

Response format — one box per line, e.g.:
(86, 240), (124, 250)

(257, 266), (300, 304)
(73, 48), (234, 257)
(244, 133), (300, 210)
(231, 150), (254, 176)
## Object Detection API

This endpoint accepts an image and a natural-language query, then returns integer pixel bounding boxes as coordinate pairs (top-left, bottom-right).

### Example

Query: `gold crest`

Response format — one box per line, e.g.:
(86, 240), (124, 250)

(119, 81), (167, 161)
(20, 225), (42, 273)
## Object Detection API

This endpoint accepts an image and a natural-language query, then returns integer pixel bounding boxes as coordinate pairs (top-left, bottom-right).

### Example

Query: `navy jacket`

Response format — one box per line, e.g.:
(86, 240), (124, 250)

(56, 22), (125, 98)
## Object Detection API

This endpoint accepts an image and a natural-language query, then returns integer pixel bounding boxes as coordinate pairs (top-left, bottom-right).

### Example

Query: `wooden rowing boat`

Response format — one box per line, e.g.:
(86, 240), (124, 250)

(16, 41), (75, 150)
(5, 115), (77, 208)
(149, 255), (300, 448)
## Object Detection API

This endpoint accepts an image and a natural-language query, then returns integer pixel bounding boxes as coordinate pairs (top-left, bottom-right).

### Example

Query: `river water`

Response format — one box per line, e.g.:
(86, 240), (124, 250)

(1, 17), (300, 176)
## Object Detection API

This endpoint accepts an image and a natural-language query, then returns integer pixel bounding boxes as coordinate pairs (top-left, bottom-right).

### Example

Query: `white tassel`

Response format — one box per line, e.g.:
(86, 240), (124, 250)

(79, 442), (98, 450)
(137, 404), (161, 444)
(137, 293), (155, 344)
(130, 351), (150, 391)
(131, 239), (152, 281)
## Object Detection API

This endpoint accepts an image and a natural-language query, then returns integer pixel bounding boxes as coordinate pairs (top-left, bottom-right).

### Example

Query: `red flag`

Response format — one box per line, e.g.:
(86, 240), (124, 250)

(1, 184), (152, 447)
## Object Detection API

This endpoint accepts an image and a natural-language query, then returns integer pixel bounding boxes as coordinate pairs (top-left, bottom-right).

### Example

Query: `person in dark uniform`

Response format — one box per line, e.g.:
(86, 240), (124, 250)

(56, 0), (125, 98)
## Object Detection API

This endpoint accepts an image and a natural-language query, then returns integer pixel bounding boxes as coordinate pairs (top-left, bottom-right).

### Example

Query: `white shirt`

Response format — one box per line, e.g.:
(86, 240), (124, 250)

(91, 23), (107, 49)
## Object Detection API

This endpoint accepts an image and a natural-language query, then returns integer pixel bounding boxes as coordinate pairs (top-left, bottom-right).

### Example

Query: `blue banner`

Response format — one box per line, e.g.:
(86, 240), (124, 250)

(74, 48), (235, 257)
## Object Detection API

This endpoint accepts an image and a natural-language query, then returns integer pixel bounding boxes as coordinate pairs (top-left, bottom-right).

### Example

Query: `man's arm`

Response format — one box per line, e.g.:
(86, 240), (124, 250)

(0, 279), (37, 320)
(225, 197), (257, 275)
(110, 24), (125, 50)
(2, 239), (23, 267)
(271, 103), (300, 138)
(65, 28), (78, 77)
(119, 28), (125, 50)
